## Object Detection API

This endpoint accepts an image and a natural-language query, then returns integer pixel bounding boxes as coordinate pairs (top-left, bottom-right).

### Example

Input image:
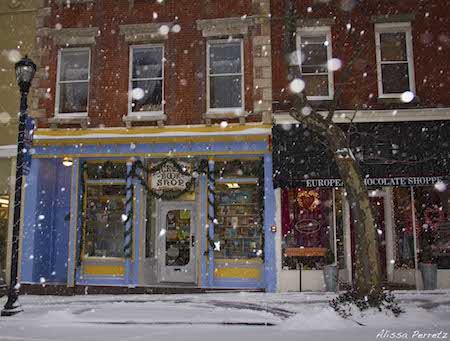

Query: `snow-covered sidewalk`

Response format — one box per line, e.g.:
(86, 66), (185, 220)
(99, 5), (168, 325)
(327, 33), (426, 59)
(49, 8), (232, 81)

(0, 290), (449, 341)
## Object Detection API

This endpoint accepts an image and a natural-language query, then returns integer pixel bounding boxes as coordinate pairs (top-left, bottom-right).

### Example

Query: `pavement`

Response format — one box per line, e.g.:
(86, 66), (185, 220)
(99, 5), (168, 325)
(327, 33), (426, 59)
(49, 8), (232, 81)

(0, 290), (449, 341)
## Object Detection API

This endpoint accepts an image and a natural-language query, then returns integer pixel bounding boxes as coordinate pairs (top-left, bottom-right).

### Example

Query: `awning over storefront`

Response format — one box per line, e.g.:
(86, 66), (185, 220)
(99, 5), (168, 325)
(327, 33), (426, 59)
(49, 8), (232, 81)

(273, 120), (450, 188)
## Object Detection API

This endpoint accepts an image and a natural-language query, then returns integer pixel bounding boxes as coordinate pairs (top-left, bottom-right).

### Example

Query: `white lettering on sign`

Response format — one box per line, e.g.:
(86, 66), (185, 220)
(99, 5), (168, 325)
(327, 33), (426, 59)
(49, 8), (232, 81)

(304, 176), (444, 188)
(151, 162), (192, 191)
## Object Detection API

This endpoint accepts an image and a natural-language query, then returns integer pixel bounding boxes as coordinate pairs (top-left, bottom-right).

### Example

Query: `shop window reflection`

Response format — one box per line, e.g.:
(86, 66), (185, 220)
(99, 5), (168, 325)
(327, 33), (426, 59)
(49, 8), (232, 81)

(282, 188), (344, 270)
(415, 186), (450, 269)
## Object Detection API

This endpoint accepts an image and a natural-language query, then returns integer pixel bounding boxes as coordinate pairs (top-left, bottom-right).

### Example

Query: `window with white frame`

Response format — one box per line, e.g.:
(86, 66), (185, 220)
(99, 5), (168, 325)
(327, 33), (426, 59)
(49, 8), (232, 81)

(375, 23), (415, 97)
(130, 46), (164, 114)
(207, 40), (243, 110)
(297, 27), (333, 100)
(56, 48), (90, 115)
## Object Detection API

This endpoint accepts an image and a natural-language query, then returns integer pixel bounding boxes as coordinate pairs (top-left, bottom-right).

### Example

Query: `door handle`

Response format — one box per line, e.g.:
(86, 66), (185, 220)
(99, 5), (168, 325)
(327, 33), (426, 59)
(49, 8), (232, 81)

(191, 235), (195, 247)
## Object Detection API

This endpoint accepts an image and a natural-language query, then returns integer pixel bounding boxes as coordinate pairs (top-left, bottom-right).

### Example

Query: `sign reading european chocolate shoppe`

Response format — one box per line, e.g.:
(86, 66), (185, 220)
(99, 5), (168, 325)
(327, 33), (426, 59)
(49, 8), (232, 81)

(151, 162), (192, 191)
(303, 176), (446, 188)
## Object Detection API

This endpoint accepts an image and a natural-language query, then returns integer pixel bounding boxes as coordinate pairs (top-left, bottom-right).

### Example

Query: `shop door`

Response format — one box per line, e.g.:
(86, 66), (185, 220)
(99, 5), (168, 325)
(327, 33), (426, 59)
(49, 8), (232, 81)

(157, 202), (197, 283)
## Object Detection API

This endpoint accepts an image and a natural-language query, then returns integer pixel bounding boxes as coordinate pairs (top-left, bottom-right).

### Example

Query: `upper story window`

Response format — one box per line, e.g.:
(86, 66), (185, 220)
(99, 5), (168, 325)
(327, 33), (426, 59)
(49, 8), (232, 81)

(207, 40), (244, 111)
(130, 45), (164, 114)
(375, 22), (415, 98)
(297, 27), (333, 100)
(56, 48), (90, 116)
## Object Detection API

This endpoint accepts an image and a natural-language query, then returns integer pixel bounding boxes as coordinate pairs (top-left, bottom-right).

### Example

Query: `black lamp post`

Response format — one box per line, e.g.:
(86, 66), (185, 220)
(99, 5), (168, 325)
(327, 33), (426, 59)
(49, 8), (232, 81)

(1, 56), (36, 317)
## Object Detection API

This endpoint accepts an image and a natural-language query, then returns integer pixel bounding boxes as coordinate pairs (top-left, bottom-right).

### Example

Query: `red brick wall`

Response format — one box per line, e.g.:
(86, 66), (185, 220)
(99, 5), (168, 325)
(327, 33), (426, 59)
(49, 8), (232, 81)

(271, 0), (450, 111)
(40, 0), (256, 127)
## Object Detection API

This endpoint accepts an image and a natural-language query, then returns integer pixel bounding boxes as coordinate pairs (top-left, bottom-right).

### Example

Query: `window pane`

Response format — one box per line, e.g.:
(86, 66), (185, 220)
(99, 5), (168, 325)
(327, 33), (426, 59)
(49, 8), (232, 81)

(165, 210), (191, 266)
(301, 39), (328, 66)
(302, 35), (328, 45)
(210, 75), (242, 108)
(282, 188), (343, 270)
(215, 160), (262, 178)
(380, 32), (407, 61)
(381, 63), (410, 94)
(84, 185), (127, 258)
(60, 50), (89, 81)
(132, 80), (163, 112)
(393, 187), (416, 269)
(132, 47), (163, 79)
(209, 43), (241, 74)
(86, 162), (127, 180)
(303, 74), (329, 97)
(59, 82), (88, 113)
(414, 187), (450, 269)
(214, 184), (262, 259)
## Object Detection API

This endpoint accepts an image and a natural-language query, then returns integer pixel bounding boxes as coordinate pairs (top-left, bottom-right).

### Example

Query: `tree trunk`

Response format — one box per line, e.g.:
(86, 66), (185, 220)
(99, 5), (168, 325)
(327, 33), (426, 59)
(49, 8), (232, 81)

(328, 129), (381, 298)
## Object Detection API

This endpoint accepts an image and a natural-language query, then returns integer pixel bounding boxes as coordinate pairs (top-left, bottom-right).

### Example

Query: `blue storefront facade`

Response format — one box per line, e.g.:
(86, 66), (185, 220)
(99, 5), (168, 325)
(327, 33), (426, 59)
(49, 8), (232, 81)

(19, 125), (277, 292)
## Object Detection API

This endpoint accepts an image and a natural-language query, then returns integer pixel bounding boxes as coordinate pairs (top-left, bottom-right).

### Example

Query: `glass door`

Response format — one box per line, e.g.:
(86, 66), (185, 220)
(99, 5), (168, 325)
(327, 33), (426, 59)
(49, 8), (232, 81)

(157, 202), (197, 283)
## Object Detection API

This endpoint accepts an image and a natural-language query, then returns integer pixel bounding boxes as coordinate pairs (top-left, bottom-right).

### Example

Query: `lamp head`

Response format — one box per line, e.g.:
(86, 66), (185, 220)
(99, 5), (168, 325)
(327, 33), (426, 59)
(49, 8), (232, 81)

(15, 55), (37, 93)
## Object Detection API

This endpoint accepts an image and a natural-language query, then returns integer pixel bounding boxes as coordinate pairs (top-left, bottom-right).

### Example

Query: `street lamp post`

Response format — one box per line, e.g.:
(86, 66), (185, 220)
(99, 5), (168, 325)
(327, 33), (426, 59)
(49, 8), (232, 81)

(1, 56), (36, 317)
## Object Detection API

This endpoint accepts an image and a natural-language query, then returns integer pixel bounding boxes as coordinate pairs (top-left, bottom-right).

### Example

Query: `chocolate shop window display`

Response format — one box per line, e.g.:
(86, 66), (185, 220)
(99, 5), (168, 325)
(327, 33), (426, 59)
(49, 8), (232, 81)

(281, 188), (345, 273)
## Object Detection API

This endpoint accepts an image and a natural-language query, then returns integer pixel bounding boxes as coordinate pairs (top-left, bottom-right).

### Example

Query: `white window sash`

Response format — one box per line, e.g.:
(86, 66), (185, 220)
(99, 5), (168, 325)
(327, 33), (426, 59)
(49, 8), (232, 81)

(297, 26), (334, 101)
(375, 22), (416, 98)
(55, 47), (91, 117)
(128, 45), (164, 116)
(207, 39), (244, 112)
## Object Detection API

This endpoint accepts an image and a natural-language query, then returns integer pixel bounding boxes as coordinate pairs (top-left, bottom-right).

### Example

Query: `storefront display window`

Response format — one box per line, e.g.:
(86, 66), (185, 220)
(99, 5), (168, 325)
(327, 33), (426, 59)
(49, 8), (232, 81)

(281, 188), (344, 270)
(83, 161), (128, 258)
(84, 185), (127, 258)
(414, 186), (450, 269)
(393, 187), (416, 269)
(214, 183), (262, 259)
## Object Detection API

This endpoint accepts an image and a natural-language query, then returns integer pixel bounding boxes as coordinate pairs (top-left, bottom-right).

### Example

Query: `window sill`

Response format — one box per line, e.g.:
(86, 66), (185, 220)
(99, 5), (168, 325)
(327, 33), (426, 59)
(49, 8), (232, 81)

(204, 110), (249, 119)
(122, 113), (167, 127)
(48, 116), (90, 129)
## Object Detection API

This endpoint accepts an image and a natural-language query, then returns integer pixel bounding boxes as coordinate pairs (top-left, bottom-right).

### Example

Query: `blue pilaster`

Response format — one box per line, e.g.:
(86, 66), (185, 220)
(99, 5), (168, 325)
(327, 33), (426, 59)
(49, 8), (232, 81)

(263, 153), (277, 292)
(20, 158), (39, 282)
(208, 159), (215, 287)
(124, 160), (133, 284)
(133, 164), (142, 284)
(67, 158), (80, 287)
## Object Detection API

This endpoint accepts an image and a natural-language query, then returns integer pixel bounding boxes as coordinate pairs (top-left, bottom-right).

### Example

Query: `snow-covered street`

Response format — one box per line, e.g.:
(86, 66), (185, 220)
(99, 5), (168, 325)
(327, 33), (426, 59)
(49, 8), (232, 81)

(0, 290), (449, 341)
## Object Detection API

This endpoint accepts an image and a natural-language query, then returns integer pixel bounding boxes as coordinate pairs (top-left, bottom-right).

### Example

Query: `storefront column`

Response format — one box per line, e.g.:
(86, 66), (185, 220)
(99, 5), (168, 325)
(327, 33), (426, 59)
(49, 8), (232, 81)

(124, 161), (133, 284)
(344, 199), (352, 283)
(133, 165), (142, 285)
(410, 187), (420, 289)
(200, 173), (207, 286)
(208, 159), (215, 287)
(385, 187), (395, 283)
(274, 188), (282, 292)
(263, 153), (277, 292)
(67, 158), (79, 287)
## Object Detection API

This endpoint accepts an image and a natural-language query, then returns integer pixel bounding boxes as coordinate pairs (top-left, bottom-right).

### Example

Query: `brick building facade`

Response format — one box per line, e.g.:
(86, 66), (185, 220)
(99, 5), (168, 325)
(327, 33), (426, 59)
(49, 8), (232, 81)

(17, 0), (450, 292)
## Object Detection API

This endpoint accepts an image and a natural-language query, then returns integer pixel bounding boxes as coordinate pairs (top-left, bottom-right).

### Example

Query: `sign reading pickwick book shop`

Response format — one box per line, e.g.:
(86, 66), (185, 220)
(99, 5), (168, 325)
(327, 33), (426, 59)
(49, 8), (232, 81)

(151, 161), (192, 191)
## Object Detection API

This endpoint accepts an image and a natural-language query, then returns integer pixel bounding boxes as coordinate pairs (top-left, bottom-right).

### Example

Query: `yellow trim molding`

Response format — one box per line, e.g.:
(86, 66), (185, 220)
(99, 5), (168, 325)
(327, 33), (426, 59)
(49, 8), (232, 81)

(214, 267), (260, 279)
(84, 265), (125, 276)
